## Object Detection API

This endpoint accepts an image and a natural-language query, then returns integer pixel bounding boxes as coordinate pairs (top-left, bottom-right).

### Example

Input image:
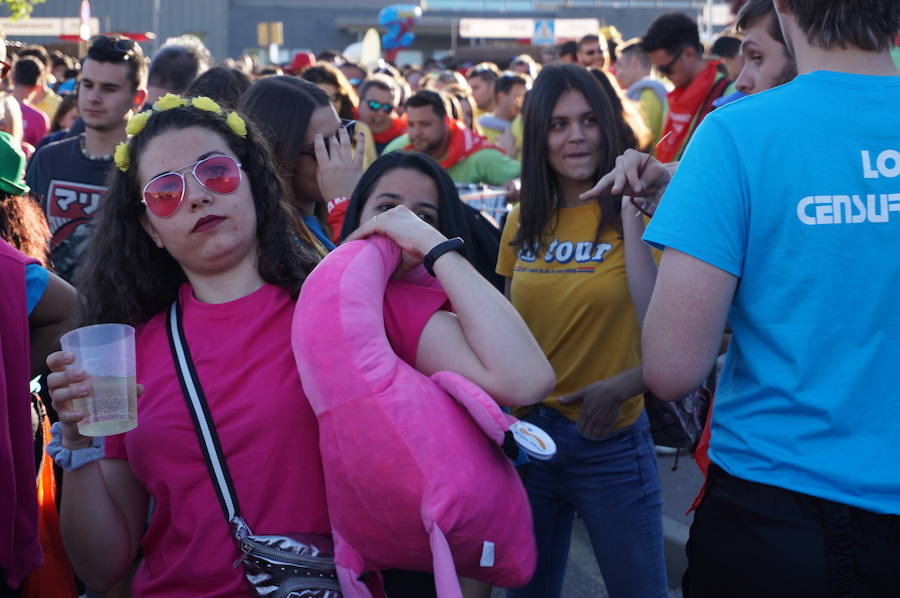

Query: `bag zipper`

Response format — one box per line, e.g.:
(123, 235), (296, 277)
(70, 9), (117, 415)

(237, 537), (337, 571)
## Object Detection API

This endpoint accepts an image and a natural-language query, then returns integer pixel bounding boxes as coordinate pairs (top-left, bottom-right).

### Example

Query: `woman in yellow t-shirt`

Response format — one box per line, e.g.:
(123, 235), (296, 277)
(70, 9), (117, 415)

(497, 64), (665, 598)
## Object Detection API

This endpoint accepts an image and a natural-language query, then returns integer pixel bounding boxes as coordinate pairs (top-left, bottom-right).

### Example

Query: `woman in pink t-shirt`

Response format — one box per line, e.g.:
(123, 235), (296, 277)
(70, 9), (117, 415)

(43, 96), (554, 598)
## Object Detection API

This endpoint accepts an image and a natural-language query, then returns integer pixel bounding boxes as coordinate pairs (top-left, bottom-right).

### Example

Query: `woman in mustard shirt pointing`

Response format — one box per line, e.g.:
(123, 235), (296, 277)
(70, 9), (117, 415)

(497, 64), (665, 598)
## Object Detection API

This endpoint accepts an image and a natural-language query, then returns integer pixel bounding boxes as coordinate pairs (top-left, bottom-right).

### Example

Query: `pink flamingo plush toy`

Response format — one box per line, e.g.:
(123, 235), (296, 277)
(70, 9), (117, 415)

(292, 236), (536, 598)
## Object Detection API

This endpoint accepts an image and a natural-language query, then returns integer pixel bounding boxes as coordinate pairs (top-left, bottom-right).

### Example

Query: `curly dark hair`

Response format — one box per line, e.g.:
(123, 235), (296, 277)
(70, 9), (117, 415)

(0, 193), (51, 267)
(77, 103), (319, 327)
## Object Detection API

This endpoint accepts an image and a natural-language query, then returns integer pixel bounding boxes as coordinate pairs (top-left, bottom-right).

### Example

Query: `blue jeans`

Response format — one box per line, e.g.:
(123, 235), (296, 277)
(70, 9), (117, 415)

(508, 406), (666, 598)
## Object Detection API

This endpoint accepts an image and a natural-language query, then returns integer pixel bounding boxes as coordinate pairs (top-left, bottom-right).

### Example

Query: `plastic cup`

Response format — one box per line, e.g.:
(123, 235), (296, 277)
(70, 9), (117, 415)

(60, 323), (137, 437)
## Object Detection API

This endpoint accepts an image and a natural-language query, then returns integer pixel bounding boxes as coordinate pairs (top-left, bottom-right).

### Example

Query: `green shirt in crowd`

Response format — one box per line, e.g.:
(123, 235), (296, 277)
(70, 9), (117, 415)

(383, 134), (521, 186)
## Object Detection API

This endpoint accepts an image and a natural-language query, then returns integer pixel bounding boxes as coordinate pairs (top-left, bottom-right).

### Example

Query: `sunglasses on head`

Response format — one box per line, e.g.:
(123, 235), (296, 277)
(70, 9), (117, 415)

(657, 46), (684, 76)
(298, 119), (356, 160)
(142, 155), (242, 218)
(366, 100), (394, 114)
(89, 36), (140, 60)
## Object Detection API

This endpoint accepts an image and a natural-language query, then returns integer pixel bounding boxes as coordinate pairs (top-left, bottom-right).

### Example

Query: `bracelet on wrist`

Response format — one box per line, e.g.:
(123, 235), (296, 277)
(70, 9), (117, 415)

(46, 422), (105, 472)
(423, 237), (465, 276)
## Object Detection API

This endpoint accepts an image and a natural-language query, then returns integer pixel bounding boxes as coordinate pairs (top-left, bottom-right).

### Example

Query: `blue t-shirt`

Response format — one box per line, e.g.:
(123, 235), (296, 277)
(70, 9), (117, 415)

(644, 71), (900, 515)
(25, 263), (49, 315)
(301, 213), (336, 252)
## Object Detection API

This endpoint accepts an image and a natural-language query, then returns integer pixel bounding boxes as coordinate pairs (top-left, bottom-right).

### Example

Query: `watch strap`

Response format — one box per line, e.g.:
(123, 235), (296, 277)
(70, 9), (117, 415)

(423, 237), (465, 276)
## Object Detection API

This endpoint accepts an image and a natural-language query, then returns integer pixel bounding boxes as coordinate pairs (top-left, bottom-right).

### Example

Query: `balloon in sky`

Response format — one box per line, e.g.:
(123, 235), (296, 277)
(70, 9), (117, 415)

(378, 4), (422, 60)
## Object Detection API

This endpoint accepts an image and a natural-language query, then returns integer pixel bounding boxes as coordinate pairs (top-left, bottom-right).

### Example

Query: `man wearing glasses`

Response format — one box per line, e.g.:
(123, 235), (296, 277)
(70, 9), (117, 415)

(641, 12), (734, 162)
(357, 74), (407, 155)
(576, 34), (608, 69)
(25, 36), (147, 283)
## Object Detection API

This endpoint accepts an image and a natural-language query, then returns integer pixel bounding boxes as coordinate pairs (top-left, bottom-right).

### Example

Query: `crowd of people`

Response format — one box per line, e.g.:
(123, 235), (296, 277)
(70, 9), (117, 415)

(1, 0), (898, 597)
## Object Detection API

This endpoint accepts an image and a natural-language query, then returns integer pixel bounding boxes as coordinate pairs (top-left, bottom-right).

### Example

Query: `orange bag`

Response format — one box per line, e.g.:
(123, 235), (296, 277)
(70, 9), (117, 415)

(22, 402), (77, 598)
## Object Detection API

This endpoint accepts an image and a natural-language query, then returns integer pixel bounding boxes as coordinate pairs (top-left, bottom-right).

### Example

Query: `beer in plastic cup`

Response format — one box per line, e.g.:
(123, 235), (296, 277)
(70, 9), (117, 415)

(60, 323), (137, 436)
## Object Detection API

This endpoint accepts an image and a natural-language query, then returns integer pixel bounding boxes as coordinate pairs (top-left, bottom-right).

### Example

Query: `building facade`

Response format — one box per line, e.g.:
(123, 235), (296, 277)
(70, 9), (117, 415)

(5, 0), (714, 64)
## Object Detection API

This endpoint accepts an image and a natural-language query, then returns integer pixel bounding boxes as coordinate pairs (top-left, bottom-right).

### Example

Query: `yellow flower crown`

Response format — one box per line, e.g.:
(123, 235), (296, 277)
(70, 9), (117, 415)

(115, 94), (248, 172)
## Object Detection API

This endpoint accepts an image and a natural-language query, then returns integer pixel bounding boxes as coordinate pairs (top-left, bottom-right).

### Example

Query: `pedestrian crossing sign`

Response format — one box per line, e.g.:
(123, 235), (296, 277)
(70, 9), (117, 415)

(533, 19), (555, 45)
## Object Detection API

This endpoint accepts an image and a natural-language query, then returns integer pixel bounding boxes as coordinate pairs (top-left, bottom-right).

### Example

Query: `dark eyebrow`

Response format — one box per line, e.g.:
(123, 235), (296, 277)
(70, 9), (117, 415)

(550, 111), (595, 120)
(149, 152), (224, 181)
(374, 192), (439, 212)
(375, 192), (402, 201)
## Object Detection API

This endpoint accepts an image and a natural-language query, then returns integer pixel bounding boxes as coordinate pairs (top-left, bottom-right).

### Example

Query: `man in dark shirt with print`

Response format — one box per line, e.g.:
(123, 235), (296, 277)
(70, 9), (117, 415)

(26, 35), (146, 283)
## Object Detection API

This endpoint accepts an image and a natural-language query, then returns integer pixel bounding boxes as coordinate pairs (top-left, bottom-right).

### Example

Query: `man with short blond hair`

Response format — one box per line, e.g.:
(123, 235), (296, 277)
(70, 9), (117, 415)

(614, 38), (669, 142)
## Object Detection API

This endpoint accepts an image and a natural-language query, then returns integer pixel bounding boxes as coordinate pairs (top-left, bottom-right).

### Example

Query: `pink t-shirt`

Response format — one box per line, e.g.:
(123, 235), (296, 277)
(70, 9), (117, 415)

(19, 102), (48, 148)
(106, 280), (447, 597)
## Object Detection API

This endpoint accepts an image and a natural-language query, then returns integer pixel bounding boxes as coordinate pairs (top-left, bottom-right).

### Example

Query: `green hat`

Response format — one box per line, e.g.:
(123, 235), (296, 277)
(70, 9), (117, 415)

(0, 131), (29, 196)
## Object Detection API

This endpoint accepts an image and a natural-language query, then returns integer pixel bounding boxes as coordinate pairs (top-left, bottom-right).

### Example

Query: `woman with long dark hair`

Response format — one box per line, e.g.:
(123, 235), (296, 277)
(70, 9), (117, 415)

(497, 64), (665, 598)
(43, 95), (553, 597)
(185, 67), (252, 110)
(301, 63), (377, 170)
(300, 62), (359, 121)
(240, 76), (363, 253)
(340, 151), (503, 289)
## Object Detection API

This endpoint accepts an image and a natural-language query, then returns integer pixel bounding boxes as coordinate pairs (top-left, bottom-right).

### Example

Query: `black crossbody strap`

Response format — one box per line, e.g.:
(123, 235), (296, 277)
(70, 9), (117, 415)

(166, 301), (242, 523)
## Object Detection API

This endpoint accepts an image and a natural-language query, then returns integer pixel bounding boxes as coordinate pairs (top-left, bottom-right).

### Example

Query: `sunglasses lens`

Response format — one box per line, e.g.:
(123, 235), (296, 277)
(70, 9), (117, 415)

(196, 156), (241, 195)
(144, 174), (183, 218)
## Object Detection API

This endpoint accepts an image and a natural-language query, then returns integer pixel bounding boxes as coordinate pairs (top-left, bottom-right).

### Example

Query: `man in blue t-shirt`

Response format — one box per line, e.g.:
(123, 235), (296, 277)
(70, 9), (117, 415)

(641, 0), (900, 595)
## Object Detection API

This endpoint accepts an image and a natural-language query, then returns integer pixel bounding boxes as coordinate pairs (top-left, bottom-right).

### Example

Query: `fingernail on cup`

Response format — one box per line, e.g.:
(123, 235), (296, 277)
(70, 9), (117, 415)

(60, 324), (137, 436)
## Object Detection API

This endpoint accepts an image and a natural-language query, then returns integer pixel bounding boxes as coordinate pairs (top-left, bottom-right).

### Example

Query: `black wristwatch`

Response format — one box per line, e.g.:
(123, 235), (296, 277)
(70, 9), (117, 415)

(423, 237), (465, 276)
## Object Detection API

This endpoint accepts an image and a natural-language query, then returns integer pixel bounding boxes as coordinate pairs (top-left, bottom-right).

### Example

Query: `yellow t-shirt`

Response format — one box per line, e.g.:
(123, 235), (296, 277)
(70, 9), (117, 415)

(638, 88), (665, 144)
(496, 202), (644, 430)
(34, 90), (62, 121)
(510, 114), (523, 161)
(354, 120), (377, 170)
